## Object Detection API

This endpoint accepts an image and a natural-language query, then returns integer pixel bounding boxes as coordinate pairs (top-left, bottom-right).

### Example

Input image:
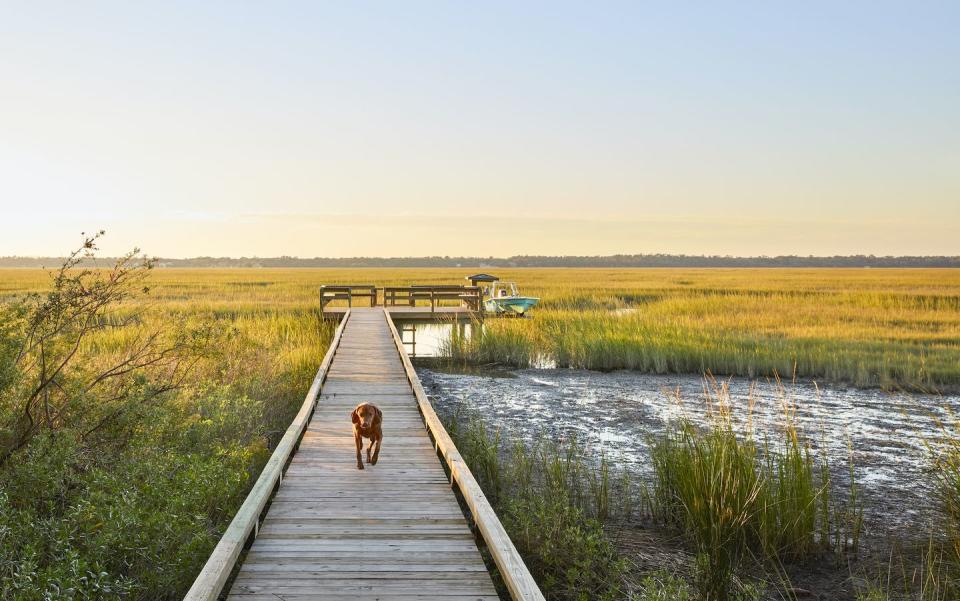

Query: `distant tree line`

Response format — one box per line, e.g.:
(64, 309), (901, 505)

(1, 254), (958, 268)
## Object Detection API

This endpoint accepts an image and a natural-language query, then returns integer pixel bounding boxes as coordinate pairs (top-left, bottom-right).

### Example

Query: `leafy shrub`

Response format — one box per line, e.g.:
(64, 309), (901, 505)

(0, 236), (327, 598)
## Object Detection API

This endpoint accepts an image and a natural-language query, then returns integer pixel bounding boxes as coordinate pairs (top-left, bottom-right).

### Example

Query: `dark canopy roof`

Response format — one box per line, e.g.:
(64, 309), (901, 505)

(465, 273), (499, 282)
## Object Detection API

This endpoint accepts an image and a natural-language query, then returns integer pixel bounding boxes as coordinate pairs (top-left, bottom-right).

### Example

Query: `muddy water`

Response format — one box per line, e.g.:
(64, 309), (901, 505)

(418, 367), (960, 538)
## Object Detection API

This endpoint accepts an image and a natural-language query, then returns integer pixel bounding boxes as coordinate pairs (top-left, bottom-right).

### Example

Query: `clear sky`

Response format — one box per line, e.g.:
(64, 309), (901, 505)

(1, 1), (957, 258)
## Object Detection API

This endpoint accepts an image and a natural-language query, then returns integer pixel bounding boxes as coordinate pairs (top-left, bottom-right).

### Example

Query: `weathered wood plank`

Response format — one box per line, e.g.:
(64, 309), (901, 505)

(384, 308), (547, 601)
(196, 307), (516, 601)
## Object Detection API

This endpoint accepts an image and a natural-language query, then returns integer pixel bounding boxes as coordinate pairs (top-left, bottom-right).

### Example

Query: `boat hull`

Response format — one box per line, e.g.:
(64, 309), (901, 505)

(484, 296), (539, 315)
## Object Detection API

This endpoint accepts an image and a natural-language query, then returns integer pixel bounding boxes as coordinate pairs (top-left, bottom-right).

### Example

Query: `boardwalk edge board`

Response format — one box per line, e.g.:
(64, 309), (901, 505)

(183, 310), (352, 601)
(382, 307), (546, 601)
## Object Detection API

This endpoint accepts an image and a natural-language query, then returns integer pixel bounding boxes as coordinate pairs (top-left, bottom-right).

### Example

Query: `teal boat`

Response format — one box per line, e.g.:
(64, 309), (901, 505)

(483, 281), (539, 315)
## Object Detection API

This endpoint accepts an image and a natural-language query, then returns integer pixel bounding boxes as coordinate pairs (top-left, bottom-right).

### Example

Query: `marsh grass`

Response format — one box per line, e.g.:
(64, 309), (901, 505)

(2, 266), (958, 597)
(933, 414), (960, 563)
(444, 401), (827, 601)
(5, 266), (959, 389)
(648, 379), (862, 600)
(856, 538), (959, 601)
(432, 267), (960, 392)
(884, 410), (960, 599)
(0, 266), (335, 599)
(445, 411), (631, 600)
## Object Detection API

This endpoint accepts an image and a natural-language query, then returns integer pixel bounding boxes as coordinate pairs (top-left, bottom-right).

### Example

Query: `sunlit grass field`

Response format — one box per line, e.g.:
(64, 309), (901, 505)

(451, 267), (960, 391)
(0, 267), (337, 599)
(2, 266), (959, 598)
(4, 266), (958, 391)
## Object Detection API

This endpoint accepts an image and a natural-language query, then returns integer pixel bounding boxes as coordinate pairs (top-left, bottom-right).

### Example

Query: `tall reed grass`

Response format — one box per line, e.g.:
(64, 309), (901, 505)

(933, 415), (960, 565)
(855, 538), (958, 601)
(436, 267), (960, 392)
(648, 381), (861, 600)
(889, 411), (960, 599)
(443, 401), (854, 600)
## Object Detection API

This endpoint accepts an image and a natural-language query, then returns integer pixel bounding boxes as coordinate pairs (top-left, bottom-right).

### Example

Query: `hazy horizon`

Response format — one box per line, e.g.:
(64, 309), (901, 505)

(2, 249), (957, 263)
(2, 2), (958, 258)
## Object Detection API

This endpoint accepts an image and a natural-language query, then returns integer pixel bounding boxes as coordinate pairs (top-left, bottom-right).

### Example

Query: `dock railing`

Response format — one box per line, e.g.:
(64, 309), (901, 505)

(382, 285), (483, 313)
(384, 308), (546, 601)
(319, 285), (377, 311)
(183, 310), (351, 601)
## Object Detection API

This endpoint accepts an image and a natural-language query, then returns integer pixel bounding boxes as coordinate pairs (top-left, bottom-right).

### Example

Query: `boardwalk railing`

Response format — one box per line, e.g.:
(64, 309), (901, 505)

(382, 285), (483, 312)
(384, 308), (546, 601)
(319, 285), (377, 311)
(321, 284), (484, 314)
(183, 310), (351, 601)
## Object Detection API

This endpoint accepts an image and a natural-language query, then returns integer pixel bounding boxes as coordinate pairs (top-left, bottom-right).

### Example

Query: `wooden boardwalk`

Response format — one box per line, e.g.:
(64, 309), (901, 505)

(223, 308), (501, 600)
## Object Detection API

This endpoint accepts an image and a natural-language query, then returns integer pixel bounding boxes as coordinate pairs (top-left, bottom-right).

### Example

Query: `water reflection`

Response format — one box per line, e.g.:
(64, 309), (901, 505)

(393, 320), (474, 357)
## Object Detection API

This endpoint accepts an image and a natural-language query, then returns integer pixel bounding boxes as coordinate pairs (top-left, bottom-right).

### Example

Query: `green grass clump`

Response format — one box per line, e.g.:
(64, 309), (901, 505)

(895, 414), (960, 599)
(631, 571), (695, 601)
(648, 385), (858, 600)
(935, 419), (960, 565)
(854, 538), (958, 601)
(445, 413), (629, 601)
(630, 570), (762, 601)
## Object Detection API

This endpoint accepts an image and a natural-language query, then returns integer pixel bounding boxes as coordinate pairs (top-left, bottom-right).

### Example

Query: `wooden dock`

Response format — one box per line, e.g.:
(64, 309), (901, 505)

(185, 307), (543, 601)
(320, 285), (484, 322)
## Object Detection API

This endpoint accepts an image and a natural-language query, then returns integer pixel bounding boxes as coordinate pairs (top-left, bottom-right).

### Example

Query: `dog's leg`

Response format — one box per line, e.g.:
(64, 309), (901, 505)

(371, 435), (381, 465)
(354, 430), (364, 470)
(366, 439), (374, 464)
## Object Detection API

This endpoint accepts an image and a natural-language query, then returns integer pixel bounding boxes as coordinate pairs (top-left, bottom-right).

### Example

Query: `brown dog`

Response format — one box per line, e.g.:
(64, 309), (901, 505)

(351, 402), (382, 470)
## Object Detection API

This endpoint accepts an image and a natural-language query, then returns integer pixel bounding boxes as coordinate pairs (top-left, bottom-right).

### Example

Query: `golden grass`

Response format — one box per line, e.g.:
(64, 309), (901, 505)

(2, 266), (957, 597)
(3, 266), (959, 390)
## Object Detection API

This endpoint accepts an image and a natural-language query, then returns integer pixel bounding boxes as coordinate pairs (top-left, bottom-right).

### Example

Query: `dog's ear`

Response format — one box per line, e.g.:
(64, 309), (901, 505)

(374, 406), (382, 425)
(351, 408), (360, 424)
